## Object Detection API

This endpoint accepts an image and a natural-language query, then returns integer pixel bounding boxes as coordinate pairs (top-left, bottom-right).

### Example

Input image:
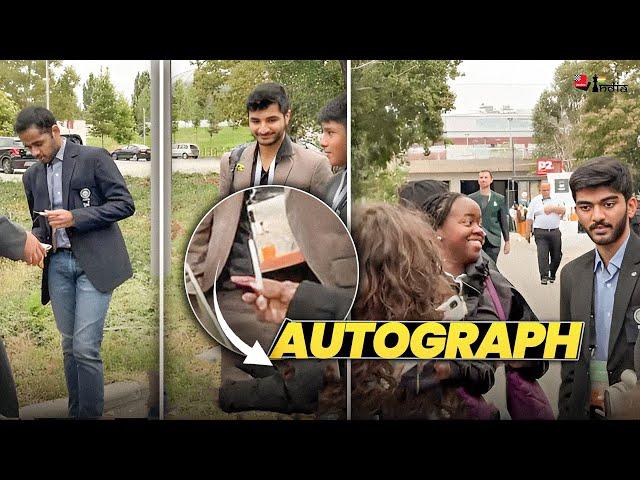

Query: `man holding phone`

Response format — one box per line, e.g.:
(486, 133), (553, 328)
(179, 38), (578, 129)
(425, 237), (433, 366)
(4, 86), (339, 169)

(17, 106), (135, 418)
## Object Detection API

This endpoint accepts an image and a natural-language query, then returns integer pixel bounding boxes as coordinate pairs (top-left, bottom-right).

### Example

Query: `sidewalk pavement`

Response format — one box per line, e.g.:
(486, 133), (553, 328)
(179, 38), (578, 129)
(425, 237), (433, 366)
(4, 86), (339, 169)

(19, 381), (150, 419)
(483, 225), (594, 418)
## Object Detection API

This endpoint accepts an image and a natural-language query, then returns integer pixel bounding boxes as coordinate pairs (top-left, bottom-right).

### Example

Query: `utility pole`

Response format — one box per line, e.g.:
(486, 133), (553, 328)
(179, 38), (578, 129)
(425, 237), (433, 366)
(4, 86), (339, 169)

(508, 117), (515, 207)
(45, 60), (50, 110)
(143, 107), (146, 145)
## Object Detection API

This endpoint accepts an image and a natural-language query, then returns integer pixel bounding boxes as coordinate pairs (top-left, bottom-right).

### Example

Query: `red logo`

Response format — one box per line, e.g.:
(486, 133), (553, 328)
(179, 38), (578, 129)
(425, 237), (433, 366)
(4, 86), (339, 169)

(574, 73), (591, 91)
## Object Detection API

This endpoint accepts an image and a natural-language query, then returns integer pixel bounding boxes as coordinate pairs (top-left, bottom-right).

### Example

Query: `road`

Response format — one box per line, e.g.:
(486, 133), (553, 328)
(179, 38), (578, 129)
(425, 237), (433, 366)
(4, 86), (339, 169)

(483, 223), (594, 419)
(0, 157), (221, 182)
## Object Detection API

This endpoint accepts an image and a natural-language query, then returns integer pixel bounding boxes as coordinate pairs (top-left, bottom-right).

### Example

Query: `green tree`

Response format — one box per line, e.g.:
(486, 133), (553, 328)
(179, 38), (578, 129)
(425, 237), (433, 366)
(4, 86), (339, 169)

(50, 66), (81, 121)
(112, 93), (136, 144)
(533, 60), (640, 171)
(0, 60), (61, 108)
(0, 61), (80, 118)
(192, 60), (343, 138)
(0, 91), (19, 135)
(83, 72), (97, 112)
(85, 69), (118, 147)
(132, 71), (151, 139)
(352, 60), (461, 199)
(171, 78), (189, 141)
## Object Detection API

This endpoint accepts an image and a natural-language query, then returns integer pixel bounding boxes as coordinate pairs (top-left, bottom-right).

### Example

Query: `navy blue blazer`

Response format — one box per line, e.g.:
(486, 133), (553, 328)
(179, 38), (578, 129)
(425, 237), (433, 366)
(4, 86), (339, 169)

(22, 141), (135, 304)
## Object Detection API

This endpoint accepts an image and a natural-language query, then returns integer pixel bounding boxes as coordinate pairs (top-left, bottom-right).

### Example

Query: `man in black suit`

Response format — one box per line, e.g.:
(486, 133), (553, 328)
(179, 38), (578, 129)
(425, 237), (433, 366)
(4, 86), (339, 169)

(318, 92), (347, 225)
(0, 216), (46, 418)
(17, 106), (135, 418)
(559, 157), (639, 419)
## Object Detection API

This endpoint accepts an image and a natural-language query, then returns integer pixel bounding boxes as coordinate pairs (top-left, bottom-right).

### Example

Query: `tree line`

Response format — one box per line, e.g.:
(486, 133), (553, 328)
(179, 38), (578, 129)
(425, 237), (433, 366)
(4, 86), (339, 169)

(533, 60), (640, 176)
(0, 61), (150, 148)
(172, 60), (346, 142)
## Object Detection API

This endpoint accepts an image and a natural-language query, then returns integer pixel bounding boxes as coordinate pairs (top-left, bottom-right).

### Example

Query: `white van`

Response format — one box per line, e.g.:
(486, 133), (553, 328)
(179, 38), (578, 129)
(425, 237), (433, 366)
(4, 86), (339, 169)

(172, 143), (200, 159)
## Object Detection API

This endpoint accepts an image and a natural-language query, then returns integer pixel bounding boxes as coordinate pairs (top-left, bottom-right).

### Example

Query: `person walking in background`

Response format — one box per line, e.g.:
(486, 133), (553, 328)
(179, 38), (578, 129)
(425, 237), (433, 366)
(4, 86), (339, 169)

(468, 170), (510, 264)
(526, 181), (565, 285)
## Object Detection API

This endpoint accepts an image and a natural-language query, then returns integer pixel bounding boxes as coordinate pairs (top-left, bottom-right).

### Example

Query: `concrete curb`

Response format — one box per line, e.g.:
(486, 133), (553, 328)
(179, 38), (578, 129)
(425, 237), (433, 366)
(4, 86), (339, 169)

(19, 381), (149, 419)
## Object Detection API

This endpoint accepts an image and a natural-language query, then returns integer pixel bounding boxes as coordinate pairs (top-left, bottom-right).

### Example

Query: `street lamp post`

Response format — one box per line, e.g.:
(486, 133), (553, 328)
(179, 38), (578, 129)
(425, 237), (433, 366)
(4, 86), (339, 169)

(45, 60), (50, 110)
(508, 117), (515, 208)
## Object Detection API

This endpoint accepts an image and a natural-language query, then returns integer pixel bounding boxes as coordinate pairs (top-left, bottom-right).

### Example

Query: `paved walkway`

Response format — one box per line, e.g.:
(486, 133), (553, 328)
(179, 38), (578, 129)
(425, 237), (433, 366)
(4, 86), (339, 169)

(19, 381), (150, 419)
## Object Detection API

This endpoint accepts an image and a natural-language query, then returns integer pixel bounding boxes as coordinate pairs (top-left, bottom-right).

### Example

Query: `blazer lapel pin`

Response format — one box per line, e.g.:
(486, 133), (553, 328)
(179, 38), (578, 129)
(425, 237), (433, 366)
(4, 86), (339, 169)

(80, 188), (91, 207)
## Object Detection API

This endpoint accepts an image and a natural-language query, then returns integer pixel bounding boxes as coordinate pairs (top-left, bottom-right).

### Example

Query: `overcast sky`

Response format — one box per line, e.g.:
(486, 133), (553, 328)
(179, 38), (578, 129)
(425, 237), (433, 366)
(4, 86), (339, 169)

(449, 60), (565, 113)
(63, 60), (150, 105)
(62, 60), (566, 113)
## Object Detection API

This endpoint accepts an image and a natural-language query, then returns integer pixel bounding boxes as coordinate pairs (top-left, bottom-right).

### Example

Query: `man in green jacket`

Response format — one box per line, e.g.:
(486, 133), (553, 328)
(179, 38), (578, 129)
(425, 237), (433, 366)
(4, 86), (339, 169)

(468, 170), (511, 264)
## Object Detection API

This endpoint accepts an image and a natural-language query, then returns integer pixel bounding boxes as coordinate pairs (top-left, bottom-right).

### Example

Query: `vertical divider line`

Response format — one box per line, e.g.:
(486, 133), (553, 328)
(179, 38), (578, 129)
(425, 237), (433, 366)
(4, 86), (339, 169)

(346, 59), (352, 421)
(158, 61), (165, 420)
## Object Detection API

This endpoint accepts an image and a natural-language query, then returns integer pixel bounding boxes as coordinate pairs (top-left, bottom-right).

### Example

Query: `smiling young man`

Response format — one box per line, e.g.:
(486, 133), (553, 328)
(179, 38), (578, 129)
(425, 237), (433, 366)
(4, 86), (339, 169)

(17, 106), (135, 419)
(559, 157), (640, 419)
(318, 92), (347, 224)
(217, 82), (332, 199)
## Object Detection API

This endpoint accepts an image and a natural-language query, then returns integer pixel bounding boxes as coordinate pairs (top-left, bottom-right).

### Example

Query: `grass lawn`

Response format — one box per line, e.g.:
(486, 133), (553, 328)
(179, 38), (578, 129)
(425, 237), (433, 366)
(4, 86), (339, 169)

(0, 176), (157, 408)
(87, 134), (150, 153)
(87, 126), (252, 159)
(171, 126), (253, 158)
(165, 173), (285, 419)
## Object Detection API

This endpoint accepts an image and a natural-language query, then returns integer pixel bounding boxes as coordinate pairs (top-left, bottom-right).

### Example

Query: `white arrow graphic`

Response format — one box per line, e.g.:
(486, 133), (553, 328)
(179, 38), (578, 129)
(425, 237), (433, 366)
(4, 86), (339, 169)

(212, 263), (272, 366)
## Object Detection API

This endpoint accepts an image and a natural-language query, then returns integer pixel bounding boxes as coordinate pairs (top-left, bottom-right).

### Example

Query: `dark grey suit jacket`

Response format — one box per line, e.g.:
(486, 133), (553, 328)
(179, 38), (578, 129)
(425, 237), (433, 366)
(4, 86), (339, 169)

(559, 231), (640, 419)
(0, 216), (23, 417)
(22, 141), (135, 304)
(324, 169), (347, 225)
(0, 216), (26, 261)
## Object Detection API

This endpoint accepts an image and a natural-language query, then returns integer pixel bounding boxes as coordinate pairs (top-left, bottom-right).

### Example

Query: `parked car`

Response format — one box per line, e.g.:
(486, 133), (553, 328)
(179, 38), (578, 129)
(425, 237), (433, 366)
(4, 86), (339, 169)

(62, 133), (83, 145)
(172, 143), (200, 159)
(0, 137), (36, 174)
(111, 144), (151, 161)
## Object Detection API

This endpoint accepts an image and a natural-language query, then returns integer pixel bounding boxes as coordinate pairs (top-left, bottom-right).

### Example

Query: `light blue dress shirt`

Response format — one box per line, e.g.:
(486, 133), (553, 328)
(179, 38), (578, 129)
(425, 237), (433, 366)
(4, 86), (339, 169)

(47, 138), (71, 249)
(592, 232), (630, 361)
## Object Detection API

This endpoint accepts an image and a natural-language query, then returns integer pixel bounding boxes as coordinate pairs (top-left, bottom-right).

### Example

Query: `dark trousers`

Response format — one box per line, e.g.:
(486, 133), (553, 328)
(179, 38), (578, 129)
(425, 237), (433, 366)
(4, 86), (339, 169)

(482, 242), (501, 264)
(534, 228), (562, 280)
(0, 338), (19, 418)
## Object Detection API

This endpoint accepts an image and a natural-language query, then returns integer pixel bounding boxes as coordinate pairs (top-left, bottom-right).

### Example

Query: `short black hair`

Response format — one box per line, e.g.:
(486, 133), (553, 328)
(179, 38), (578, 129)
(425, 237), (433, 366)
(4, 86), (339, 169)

(317, 92), (347, 127)
(569, 157), (635, 201)
(398, 180), (449, 211)
(246, 83), (290, 114)
(14, 106), (56, 135)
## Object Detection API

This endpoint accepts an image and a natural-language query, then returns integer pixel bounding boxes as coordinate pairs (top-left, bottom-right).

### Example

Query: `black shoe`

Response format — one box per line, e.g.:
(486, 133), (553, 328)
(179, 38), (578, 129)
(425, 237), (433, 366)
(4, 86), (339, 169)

(548, 277), (555, 283)
(541, 278), (548, 285)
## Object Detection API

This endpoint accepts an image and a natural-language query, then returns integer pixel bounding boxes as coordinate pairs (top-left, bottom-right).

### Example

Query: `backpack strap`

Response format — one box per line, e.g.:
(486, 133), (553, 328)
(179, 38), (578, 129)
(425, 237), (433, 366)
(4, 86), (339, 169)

(228, 144), (248, 194)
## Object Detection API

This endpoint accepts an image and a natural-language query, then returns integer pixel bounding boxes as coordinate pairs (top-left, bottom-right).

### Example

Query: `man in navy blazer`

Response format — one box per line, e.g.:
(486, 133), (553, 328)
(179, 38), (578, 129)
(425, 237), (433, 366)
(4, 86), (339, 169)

(17, 106), (135, 418)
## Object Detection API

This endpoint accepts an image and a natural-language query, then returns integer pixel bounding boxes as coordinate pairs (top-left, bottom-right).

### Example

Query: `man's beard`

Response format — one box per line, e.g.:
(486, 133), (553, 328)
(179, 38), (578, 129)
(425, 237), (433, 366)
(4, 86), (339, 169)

(254, 129), (285, 147)
(585, 211), (629, 245)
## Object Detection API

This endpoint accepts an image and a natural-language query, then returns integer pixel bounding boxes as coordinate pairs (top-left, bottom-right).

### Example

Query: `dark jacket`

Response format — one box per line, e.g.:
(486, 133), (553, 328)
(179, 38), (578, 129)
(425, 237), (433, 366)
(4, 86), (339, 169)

(458, 253), (549, 382)
(559, 231), (640, 419)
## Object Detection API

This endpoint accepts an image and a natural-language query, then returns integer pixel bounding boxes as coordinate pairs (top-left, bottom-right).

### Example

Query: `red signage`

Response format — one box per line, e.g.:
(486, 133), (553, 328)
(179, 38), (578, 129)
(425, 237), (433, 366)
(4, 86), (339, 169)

(536, 158), (563, 175)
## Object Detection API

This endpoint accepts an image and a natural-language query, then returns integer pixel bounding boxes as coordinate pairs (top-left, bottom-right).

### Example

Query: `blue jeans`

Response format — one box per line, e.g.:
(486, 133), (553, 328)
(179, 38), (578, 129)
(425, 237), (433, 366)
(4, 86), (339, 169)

(48, 250), (112, 418)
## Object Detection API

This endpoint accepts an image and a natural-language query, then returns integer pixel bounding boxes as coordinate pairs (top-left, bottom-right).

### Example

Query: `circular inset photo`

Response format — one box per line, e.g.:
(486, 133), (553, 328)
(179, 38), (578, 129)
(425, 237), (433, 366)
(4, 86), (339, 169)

(184, 185), (358, 356)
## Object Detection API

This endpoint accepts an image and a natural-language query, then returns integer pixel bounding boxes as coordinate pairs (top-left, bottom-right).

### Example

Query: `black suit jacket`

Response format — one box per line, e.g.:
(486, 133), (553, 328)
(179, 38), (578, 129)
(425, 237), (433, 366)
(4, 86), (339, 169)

(324, 169), (347, 226)
(22, 141), (135, 304)
(559, 231), (640, 419)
